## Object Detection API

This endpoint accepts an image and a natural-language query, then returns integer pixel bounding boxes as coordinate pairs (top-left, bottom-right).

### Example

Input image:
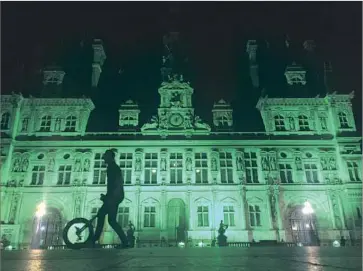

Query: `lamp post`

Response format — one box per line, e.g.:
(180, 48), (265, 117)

(31, 202), (46, 248)
(302, 201), (316, 246)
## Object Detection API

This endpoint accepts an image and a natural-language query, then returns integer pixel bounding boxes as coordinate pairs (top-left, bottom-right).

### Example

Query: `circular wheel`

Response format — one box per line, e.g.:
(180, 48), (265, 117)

(63, 217), (94, 249)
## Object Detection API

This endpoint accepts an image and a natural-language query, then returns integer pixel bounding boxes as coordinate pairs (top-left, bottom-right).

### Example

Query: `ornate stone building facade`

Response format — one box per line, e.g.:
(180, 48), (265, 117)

(0, 36), (362, 249)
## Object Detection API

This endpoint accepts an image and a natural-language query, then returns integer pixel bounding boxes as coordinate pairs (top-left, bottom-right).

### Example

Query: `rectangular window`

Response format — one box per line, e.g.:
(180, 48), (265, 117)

(244, 152), (259, 183)
(144, 153), (158, 184)
(249, 205), (261, 227)
(220, 152), (233, 184)
(144, 206), (156, 227)
(120, 153), (133, 184)
(279, 164), (293, 183)
(170, 153), (183, 184)
(57, 165), (72, 185)
(347, 161), (361, 182)
(195, 152), (208, 184)
(223, 206), (235, 226)
(93, 153), (107, 185)
(40, 116), (51, 132)
(197, 206), (209, 227)
(304, 164), (319, 183)
(30, 166), (46, 185)
(117, 207), (130, 228)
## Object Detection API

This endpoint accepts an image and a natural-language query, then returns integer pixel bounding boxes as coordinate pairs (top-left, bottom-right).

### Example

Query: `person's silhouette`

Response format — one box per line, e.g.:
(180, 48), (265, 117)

(92, 149), (128, 248)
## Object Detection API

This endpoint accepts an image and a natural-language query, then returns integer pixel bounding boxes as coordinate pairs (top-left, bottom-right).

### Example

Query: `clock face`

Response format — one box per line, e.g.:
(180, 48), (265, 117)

(169, 113), (184, 127)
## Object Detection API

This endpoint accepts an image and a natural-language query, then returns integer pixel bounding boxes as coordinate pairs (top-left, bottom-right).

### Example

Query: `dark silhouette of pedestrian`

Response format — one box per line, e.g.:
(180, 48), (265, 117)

(340, 236), (346, 247)
(92, 149), (129, 248)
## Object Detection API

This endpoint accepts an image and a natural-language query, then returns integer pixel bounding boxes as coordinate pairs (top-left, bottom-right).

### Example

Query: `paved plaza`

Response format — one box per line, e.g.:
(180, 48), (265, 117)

(1, 247), (362, 271)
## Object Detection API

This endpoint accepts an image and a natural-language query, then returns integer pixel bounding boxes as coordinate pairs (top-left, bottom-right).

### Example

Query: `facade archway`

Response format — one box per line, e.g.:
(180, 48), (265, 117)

(285, 205), (320, 246)
(30, 207), (63, 248)
(167, 198), (186, 242)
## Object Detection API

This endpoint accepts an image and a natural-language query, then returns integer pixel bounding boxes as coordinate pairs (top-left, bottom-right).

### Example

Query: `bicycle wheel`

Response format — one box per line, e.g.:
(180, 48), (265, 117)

(63, 217), (94, 249)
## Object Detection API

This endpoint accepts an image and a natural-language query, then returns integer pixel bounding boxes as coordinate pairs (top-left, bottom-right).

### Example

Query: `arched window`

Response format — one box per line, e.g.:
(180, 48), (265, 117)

(65, 116), (77, 132)
(298, 115), (310, 131)
(274, 115), (285, 131)
(1, 112), (11, 130)
(40, 115), (51, 132)
(338, 112), (349, 128)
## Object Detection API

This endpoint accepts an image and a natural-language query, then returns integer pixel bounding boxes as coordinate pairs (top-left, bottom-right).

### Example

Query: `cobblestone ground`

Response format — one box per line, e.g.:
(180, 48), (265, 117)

(1, 247), (362, 271)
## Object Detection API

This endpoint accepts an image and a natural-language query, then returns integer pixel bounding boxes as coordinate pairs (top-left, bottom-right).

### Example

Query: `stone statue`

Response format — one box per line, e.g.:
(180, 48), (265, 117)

(261, 157), (269, 171)
(270, 193), (277, 225)
(186, 157), (192, 171)
(320, 117), (327, 130)
(295, 157), (302, 170)
(159, 112), (168, 128)
(127, 221), (136, 248)
(74, 195), (82, 218)
(48, 158), (55, 172)
(18, 179), (24, 187)
(328, 157), (336, 170)
(21, 118), (29, 132)
(194, 116), (210, 130)
(83, 158), (90, 172)
(184, 113), (193, 129)
(268, 156), (276, 171)
(74, 159), (81, 172)
(21, 158), (29, 172)
(211, 158), (218, 171)
(320, 157), (328, 170)
(289, 117), (295, 130)
(160, 158), (166, 171)
(12, 159), (20, 172)
(55, 118), (61, 131)
(8, 194), (19, 223)
(135, 158), (142, 171)
(217, 220), (229, 247)
(236, 156), (244, 171)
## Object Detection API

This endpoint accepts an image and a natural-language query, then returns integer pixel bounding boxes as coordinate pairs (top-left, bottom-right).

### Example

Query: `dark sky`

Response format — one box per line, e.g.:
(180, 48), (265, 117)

(2, 2), (362, 132)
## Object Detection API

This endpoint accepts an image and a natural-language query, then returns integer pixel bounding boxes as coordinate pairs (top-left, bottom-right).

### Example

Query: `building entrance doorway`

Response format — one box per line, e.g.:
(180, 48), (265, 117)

(289, 206), (319, 246)
(167, 199), (186, 243)
(31, 207), (63, 248)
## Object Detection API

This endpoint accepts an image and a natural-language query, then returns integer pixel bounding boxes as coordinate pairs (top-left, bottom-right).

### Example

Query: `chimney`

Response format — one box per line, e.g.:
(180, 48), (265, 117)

(41, 66), (65, 97)
(92, 39), (106, 88)
(246, 40), (259, 88)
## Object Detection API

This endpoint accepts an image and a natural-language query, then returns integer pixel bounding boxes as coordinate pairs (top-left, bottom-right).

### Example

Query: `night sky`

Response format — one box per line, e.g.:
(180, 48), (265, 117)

(2, 2), (362, 132)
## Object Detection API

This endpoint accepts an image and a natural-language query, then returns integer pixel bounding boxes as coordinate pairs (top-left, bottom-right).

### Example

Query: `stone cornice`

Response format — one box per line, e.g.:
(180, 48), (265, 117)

(22, 97), (95, 110)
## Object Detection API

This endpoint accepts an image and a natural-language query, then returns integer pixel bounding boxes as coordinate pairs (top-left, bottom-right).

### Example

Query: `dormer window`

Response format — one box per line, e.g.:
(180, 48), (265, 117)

(274, 115), (285, 131)
(40, 115), (52, 132)
(298, 115), (310, 131)
(338, 112), (349, 128)
(0, 112), (10, 130)
(65, 116), (77, 132)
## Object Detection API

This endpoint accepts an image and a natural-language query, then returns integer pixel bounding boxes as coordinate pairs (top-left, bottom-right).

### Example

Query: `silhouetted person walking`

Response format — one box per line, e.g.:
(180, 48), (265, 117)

(92, 149), (128, 248)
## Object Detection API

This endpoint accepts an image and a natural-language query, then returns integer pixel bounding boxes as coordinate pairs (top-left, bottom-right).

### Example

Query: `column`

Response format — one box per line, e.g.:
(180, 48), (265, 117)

(239, 186), (247, 229)
(160, 190), (167, 231)
(187, 191), (192, 231)
(265, 190), (274, 230)
(327, 190), (336, 229)
(211, 189), (217, 238)
(135, 188), (141, 231)
(274, 189), (283, 230)
(337, 191), (347, 229)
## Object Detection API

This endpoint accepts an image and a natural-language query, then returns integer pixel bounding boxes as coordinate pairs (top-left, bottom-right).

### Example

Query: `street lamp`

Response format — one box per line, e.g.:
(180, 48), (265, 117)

(35, 202), (46, 218)
(302, 201), (314, 215)
(301, 201), (317, 246)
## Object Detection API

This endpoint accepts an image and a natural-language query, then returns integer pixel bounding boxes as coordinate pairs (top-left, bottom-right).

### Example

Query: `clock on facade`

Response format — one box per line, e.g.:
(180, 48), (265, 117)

(169, 113), (184, 127)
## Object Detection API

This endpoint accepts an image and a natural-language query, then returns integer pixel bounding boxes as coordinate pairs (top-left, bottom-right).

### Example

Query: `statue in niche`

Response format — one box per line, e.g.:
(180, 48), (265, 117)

(186, 157), (192, 171)
(261, 157), (269, 171)
(184, 113), (193, 129)
(74, 195), (82, 218)
(8, 194), (19, 223)
(320, 117), (327, 130)
(74, 159), (82, 172)
(270, 193), (278, 225)
(328, 157), (336, 170)
(135, 158), (142, 171)
(21, 158), (29, 172)
(295, 157), (302, 170)
(268, 156), (276, 171)
(18, 180), (24, 187)
(236, 156), (244, 171)
(48, 158), (55, 172)
(21, 118), (29, 132)
(54, 118), (61, 131)
(211, 158), (218, 171)
(12, 159), (21, 172)
(83, 158), (90, 172)
(320, 157), (328, 170)
(160, 158), (166, 171)
(289, 117), (295, 130)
